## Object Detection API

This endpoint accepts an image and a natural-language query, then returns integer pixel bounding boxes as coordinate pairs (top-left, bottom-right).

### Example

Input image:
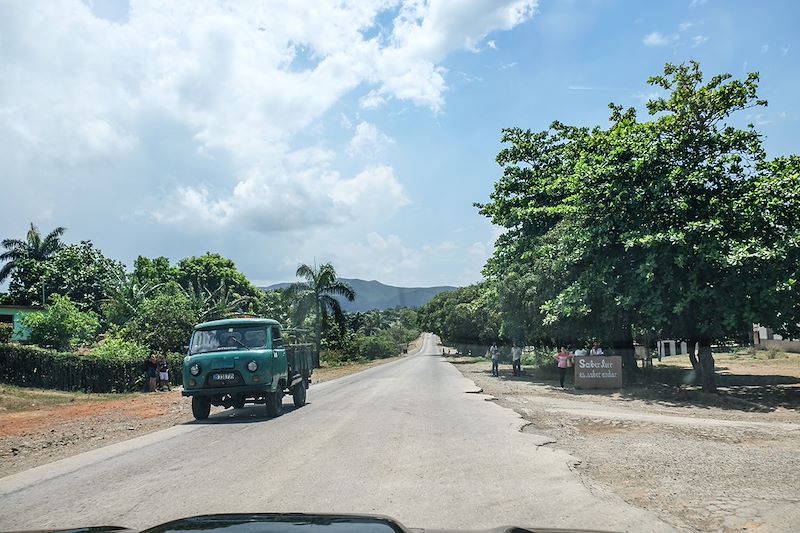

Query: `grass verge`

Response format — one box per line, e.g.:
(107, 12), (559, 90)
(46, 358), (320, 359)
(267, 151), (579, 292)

(0, 384), (136, 414)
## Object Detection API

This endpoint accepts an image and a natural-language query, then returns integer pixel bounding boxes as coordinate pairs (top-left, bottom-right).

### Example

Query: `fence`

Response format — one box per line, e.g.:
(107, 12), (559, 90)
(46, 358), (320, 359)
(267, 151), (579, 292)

(0, 344), (184, 393)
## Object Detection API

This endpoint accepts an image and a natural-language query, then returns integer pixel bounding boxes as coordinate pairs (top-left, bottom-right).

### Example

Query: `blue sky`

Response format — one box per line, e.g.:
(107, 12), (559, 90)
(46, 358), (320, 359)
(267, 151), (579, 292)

(1, 0), (798, 288)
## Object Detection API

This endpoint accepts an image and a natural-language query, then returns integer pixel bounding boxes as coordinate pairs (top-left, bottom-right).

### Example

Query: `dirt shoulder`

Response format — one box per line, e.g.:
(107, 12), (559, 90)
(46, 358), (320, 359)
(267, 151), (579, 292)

(445, 354), (800, 533)
(0, 345), (416, 477)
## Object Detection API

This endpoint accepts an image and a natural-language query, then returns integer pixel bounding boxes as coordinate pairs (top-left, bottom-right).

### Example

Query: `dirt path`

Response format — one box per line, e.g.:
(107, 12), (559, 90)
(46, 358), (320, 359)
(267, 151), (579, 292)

(448, 357), (800, 533)
(0, 351), (415, 477)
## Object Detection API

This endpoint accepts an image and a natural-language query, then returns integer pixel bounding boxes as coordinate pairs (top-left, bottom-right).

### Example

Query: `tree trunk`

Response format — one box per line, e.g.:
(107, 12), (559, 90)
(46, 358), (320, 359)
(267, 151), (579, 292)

(313, 301), (322, 369)
(698, 340), (717, 393)
(688, 340), (701, 373)
(617, 320), (638, 384)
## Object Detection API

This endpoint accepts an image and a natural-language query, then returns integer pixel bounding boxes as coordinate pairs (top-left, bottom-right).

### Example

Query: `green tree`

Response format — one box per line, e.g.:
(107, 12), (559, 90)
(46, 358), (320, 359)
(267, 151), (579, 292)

(9, 241), (125, 314)
(478, 61), (800, 392)
(183, 279), (254, 322)
(102, 272), (167, 326)
(258, 288), (292, 326)
(176, 253), (261, 301)
(417, 283), (500, 344)
(23, 295), (100, 351)
(125, 291), (197, 353)
(131, 256), (178, 287)
(288, 263), (355, 368)
(0, 223), (65, 285)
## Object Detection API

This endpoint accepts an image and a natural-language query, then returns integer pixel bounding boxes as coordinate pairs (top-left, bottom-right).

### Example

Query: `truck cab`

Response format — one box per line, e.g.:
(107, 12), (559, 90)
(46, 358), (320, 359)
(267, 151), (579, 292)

(182, 317), (312, 420)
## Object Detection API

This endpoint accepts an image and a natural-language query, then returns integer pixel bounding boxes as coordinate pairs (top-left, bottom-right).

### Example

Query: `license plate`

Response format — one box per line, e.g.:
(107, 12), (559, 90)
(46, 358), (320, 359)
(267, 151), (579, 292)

(212, 373), (235, 381)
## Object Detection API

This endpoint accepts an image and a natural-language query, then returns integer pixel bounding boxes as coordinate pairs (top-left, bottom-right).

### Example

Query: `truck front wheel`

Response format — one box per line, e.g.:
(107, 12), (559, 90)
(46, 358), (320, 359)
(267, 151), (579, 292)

(265, 388), (284, 418)
(292, 377), (307, 408)
(191, 396), (211, 420)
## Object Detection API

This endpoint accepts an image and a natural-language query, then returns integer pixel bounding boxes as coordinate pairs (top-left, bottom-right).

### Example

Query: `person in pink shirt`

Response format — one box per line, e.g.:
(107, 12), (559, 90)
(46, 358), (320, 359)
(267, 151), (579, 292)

(554, 347), (573, 389)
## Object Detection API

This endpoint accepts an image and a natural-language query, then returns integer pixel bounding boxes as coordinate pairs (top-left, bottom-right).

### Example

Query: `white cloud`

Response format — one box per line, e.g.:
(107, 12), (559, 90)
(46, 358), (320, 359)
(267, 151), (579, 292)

(315, 230), (492, 287)
(347, 121), (395, 158)
(689, 0), (708, 7)
(691, 35), (709, 48)
(359, 89), (388, 110)
(781, 43), (791, 56)
(0, 1), (535, 224)
(487, 40), (497, 49)
(643, 32), (670, 47)
(0, 0), (536, 287)
(678, 22), (694, 32)
(761, 44), (769, 54)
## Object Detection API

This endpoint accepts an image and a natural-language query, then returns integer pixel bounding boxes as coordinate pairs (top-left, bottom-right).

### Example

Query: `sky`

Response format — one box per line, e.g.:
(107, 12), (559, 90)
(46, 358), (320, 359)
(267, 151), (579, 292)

(1, 0), (798, 288)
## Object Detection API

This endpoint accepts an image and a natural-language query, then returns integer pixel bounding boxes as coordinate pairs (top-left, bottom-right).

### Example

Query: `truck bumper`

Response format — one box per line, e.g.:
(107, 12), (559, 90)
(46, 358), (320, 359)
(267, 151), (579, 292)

(182, 384), (272, 397)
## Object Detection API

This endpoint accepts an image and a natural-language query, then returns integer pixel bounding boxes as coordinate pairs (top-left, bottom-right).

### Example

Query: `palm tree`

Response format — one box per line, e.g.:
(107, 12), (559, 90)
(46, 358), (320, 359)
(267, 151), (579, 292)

(288, 263), (355, 368)
(0, 223), (66, 284)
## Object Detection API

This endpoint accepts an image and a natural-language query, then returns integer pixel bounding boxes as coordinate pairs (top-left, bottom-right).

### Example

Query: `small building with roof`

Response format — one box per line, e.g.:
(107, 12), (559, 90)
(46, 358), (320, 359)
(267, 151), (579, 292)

(0, 305), (44, 342)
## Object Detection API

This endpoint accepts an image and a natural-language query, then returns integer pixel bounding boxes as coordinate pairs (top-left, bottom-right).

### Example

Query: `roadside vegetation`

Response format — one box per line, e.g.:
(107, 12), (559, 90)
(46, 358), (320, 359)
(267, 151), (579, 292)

(420, 61), (800, 393)
(0, 229), (419, 393)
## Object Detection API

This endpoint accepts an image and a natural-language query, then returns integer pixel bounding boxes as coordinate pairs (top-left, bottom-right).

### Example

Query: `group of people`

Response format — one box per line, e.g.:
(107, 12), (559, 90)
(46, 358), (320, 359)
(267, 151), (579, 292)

(487, 341), (606, 389)
(554, 342), (605, 388)
(488, 341), (524, 377)
(142, 354), (171, 393)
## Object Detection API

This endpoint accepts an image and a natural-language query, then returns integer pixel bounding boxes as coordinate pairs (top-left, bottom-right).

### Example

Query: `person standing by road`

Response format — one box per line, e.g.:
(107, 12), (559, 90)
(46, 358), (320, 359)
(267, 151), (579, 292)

(157, 358), (171, 391)
(511, 342), (522, 376)
(490, 343), (500, 377)
(144, 353), (158, 393)
(554, 347), (572, 389)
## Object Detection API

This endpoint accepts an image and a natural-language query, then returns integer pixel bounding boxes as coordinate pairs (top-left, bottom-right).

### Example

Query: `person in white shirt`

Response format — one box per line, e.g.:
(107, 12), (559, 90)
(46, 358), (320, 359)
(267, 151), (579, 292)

(511, 342), (522, 376)
(574, 346), (588, 357)
(489, 343), (500, 377)
(590, 342), (604, 356)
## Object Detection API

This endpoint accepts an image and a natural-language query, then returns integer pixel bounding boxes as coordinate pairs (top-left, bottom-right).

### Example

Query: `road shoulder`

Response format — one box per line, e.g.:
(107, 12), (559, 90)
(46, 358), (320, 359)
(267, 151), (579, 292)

(446, 356), (800, 532)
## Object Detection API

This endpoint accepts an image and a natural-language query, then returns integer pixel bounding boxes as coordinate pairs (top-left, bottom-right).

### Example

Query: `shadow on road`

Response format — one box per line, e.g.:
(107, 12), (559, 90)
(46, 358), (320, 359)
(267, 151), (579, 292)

(185, 403), (309, 425)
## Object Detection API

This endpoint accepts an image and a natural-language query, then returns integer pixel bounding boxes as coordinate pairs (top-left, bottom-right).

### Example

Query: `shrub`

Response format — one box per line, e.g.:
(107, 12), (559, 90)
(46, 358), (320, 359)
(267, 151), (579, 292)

(355, 334), (397, 360)
(320, 349), (363, 366)
(766, 346), (785, 360)
(521, 346), (559, 377)
(23, 295), (100, 351)
(93, 336), (149, 362)
(0, 323), (13, 343)
(0, 343), (184, 393)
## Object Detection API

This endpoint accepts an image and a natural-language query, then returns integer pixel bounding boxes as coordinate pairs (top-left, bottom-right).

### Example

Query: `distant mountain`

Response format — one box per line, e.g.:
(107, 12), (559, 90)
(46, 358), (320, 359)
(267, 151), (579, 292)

(261, 278), (457, 312)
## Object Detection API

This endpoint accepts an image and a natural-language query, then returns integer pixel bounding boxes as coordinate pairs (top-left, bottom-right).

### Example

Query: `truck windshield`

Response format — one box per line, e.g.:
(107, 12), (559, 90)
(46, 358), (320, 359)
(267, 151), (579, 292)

(189, 326), (268, 355)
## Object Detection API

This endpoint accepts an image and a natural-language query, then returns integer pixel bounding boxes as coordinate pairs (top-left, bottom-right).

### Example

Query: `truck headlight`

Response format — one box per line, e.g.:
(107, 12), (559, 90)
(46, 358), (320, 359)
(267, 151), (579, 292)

(247, 361), (258, 372)
(190, 363), (201, 376)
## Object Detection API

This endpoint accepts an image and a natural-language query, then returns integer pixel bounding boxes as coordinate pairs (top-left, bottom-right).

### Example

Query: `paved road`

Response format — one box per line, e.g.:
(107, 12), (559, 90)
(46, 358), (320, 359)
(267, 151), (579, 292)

(0, 334), (676, 531)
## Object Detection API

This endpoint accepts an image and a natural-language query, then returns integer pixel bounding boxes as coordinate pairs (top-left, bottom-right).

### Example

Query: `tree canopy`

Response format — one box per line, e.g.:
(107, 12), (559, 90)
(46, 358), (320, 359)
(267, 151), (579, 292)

(472, 61), (800, 391)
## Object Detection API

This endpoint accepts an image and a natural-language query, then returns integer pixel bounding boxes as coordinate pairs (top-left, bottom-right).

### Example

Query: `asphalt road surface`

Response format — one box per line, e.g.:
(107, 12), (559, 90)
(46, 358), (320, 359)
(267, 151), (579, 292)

(0, 334), (676, 532)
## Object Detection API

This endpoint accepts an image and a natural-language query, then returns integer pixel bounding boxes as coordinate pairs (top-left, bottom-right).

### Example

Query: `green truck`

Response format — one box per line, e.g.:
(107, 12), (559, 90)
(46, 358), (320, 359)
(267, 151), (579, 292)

(181, 317), (313, 420)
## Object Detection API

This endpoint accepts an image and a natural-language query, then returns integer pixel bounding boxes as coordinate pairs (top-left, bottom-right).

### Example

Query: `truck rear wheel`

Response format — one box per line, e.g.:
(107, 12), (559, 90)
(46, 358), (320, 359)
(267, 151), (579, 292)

(265, 388), (284, 417)
(191, 396), (211, 420)
(292, 377), (307, 408)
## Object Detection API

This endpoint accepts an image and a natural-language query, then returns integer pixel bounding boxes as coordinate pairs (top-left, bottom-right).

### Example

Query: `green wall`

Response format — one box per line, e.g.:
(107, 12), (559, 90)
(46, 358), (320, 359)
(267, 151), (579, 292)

(0, 307), (43, 341)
